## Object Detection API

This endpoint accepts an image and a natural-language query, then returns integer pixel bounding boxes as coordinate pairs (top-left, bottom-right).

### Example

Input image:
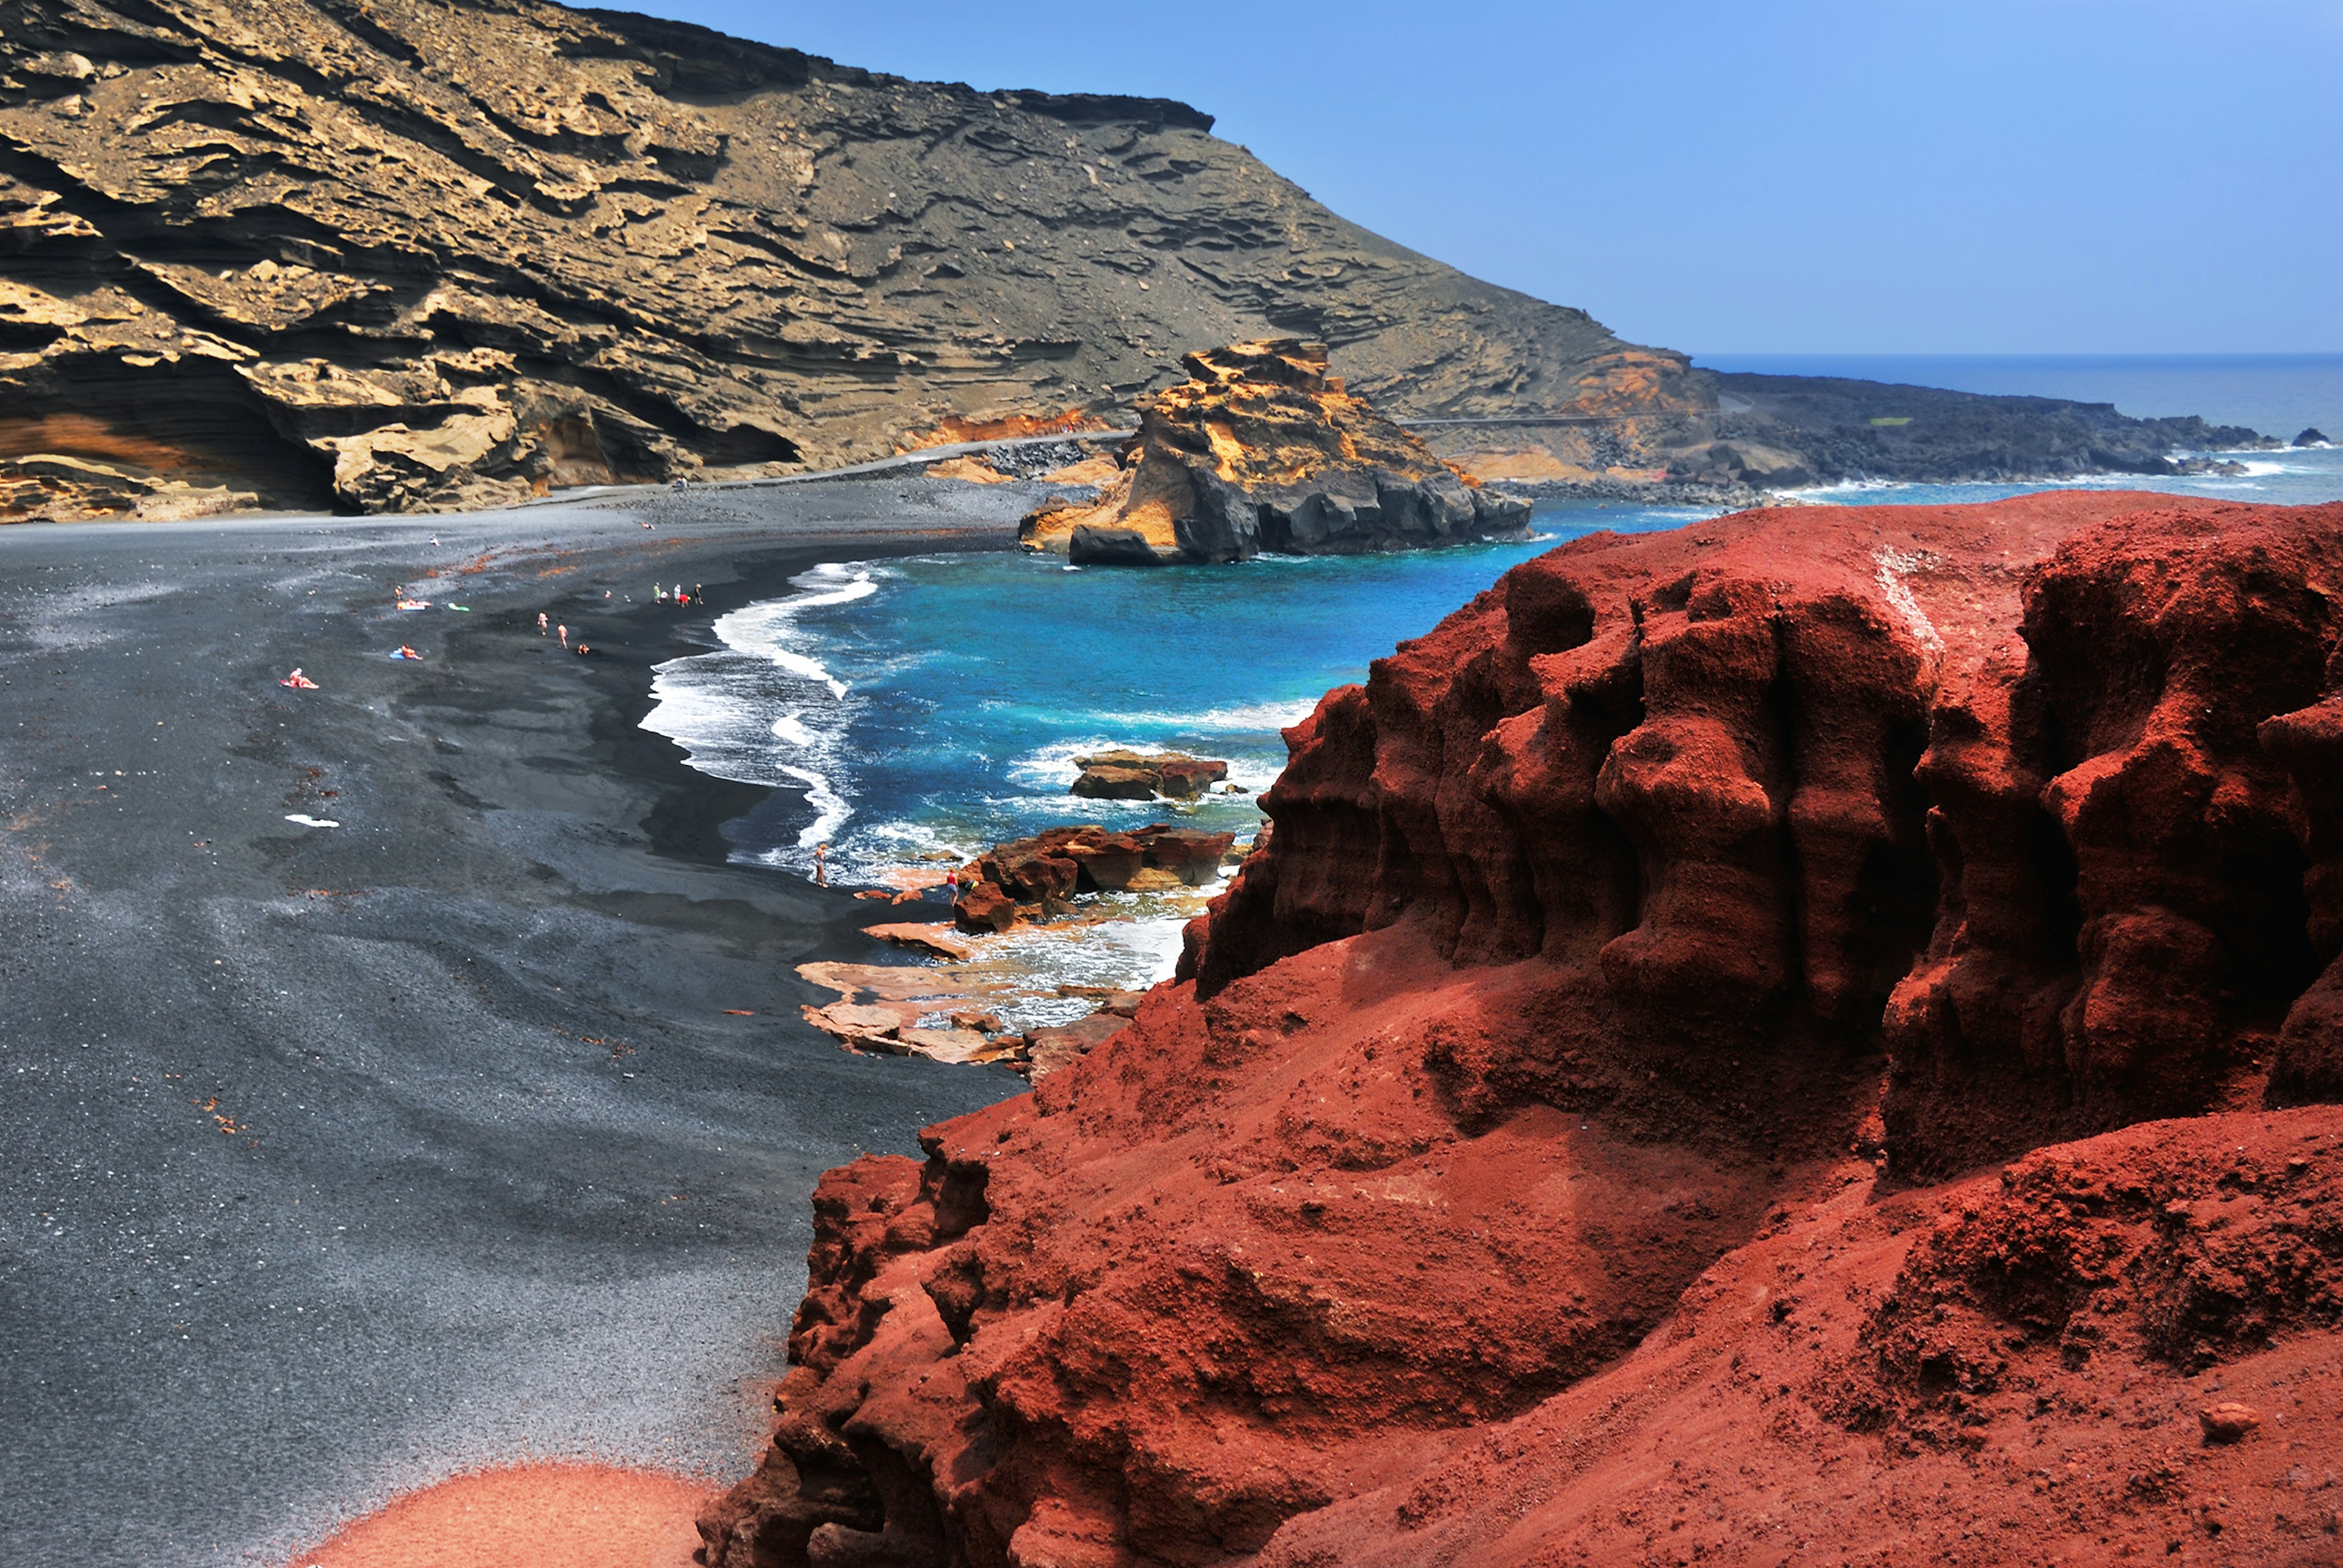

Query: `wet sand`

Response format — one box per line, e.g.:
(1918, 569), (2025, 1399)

(0, 477), (1046, 1565)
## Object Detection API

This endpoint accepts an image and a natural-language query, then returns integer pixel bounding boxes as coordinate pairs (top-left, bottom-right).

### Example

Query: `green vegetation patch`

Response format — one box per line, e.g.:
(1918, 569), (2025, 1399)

(1870, 416), (1914, 426)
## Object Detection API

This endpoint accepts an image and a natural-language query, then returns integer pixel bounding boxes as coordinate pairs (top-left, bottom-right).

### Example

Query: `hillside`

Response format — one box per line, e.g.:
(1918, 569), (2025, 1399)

(0, 0), (1661, 518)
(0, 1), (2272, 523)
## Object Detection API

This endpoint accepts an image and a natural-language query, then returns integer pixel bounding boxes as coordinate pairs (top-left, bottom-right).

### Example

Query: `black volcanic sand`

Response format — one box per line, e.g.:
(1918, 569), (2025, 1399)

(0, 477), (1051, 1566)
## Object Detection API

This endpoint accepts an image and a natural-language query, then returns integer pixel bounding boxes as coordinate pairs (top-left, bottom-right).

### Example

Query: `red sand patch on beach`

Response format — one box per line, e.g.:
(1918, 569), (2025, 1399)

(289, 1464), (704, 1568)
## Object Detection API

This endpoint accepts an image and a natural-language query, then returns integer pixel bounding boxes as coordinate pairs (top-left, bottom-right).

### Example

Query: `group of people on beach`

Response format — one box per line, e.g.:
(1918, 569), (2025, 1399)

(536, 611), (596, 656)
(280, 568), (669, 692)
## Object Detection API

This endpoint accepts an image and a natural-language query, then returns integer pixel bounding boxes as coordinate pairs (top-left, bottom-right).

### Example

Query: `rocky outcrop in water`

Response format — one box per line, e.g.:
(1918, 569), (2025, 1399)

(0, 0), (1650, 519)
(1068, 749), (1228, 800)
(1020, 340), (1532, 564)
(951, 823), (1234, 934)
(699, 492), (2343, 1568)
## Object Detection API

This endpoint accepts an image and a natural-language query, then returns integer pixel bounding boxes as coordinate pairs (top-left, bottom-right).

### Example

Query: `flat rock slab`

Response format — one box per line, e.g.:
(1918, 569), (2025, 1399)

(864, 922), (975, 962)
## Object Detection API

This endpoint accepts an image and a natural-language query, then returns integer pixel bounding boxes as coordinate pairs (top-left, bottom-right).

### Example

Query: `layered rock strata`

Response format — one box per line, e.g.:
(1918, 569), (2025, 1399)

(0, 0), (1647, 518)
(1019, 340), (1533, 564)
(702, 493), (2343, 1568)
(1422, 374), (2276, 497)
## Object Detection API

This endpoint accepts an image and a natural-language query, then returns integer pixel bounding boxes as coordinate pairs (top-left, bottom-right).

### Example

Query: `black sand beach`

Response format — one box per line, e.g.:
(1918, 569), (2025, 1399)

(0, 478), (1046, 1565)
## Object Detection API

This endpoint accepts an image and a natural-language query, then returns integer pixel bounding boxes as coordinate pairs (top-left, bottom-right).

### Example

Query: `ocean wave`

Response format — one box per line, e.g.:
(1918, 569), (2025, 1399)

(640, 561), (881, 865)
(1095, 697), (1326, 731)
(779, 763), (852, 848)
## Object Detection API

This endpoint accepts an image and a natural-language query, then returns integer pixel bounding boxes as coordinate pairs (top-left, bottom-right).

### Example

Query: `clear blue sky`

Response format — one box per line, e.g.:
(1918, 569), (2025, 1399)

(625, 1), (2340, 356)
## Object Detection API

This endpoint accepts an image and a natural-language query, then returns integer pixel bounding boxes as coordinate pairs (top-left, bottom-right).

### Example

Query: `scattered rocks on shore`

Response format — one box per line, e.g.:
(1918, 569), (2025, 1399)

(796, 957), (1139, 1077)
(1019, 340), (1533, 565)
(1068, 748), (1229, 800)
(952, 823), (1236, 934)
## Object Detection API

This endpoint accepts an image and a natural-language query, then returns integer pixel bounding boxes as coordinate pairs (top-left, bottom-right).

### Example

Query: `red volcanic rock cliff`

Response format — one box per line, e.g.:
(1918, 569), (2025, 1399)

(700, 494), (2343, 1568)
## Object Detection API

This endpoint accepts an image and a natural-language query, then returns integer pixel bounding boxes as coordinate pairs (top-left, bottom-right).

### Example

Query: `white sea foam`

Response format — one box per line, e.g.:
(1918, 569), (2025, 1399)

(779, 764), (852, 848)
(640, 562), (879, 863)
(1099, 697), (1326, 731)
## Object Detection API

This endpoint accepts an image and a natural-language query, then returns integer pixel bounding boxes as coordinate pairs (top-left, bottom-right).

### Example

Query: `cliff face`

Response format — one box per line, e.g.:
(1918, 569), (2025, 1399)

(0, 0), (1647, 518)
(1197, 492), (2343, 1173)
(700, 494), (2343, 1568)
(1020, 340), (1531, 564)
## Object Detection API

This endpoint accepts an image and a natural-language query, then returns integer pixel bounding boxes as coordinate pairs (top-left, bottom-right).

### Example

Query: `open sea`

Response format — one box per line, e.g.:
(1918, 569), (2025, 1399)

(644, 358), (2343, 998)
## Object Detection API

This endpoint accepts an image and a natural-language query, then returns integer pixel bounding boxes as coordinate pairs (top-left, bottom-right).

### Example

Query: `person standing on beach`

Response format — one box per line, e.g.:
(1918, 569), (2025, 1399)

(813, 843), (828, 887)
(945, 869), (959, 904)
(557, 623), (569, 650)
(538, 611), (549, 636)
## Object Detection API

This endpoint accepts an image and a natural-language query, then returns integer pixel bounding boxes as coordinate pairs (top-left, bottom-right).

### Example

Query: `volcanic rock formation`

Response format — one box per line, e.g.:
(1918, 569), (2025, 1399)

(1018, 341), (1532, 564)
(0, 0), (1653, 519)
(1068, 749), (1229, 800)
(700, 493), (2343, 1568)
(952, 823), (1234, 934)
(0, 3), (2274, 521)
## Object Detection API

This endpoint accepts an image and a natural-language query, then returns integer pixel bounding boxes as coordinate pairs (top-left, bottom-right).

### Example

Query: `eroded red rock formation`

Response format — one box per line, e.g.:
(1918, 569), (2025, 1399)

(701, 494), (2343, 1568)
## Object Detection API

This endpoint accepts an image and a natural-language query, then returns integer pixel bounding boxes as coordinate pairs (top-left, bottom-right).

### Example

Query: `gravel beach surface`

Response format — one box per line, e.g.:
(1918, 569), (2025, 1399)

(0, 477), (1045, 1566)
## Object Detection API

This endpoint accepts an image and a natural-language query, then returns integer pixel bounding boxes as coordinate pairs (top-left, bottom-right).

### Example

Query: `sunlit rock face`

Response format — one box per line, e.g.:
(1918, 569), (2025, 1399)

(0, 0), (1646, 518)
(1018, 340), (1531, 564)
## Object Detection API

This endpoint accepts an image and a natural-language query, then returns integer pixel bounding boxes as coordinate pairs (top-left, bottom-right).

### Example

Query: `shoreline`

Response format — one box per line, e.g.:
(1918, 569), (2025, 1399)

(0, 477), (1048, 1565)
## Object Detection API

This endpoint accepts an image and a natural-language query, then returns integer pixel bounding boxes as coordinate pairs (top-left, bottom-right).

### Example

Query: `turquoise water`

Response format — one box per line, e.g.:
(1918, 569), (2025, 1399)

(642, 503), (1702, 890)
(642, 398), (2343, 991)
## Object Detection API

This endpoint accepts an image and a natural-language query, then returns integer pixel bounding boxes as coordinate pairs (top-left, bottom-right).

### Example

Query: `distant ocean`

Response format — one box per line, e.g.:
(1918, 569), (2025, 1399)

(1696, 353), (2343, 444)
(644, 356), (2343, 1005)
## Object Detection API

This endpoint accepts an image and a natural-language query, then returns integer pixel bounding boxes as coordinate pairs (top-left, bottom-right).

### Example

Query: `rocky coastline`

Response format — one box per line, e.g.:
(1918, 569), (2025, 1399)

(1019, 340), (1532, 564)
(1, 2), (2280, 526)
(699, 490), (2343, 1568)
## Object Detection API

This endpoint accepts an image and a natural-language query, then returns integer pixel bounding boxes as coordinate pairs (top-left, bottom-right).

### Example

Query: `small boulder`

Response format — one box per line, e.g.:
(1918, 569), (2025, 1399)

(952, 881), (1018, 934)
(2198, 1402), (2260, 1444)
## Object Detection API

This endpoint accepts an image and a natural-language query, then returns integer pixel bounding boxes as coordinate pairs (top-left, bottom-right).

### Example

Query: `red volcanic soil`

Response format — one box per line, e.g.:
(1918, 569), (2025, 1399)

(698, 493), (2343, 1567)
(293, 1464), (704, 1568)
